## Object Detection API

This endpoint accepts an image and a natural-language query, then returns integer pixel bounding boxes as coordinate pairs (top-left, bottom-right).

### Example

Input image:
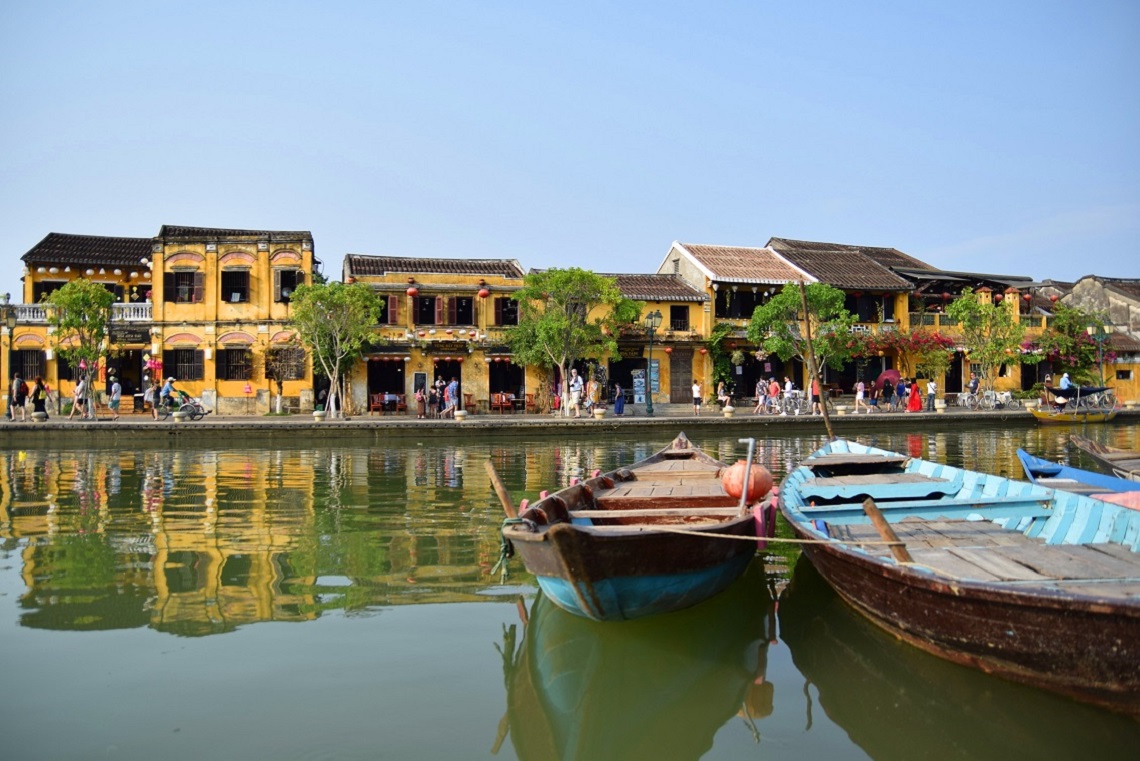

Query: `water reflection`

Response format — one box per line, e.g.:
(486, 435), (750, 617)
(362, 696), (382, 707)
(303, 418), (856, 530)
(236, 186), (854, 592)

(495, 560), (775, 761)
(779, 556), (1140, 758)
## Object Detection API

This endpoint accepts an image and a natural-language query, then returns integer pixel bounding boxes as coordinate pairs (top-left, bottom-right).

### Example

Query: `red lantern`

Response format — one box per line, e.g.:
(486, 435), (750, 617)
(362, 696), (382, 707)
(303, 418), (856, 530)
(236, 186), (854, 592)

(446, 329), (454, 334)
(721, 461), (774, 502)
(941, 292), (951, 301)
(1050, 294), (1059, 303)
(478, 288), (490, 299)
(729, 342), (737, 349)
(993, 293), (1003, 302)
(699, 348), (708, 355)
(457, 357), (464, 363)
(664, 346), (673, 354)
(1022, 293), (1032, 302)
(417, 330), (425, 337)
(407, 286), (419, 297)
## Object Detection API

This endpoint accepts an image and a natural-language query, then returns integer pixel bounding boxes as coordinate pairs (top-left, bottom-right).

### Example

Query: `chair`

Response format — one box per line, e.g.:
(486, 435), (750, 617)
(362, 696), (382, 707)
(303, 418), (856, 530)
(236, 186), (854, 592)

(524, 393), (536, 413)
(490, 393), (508, 414)
(463, 393), (475, 413)
(369, 394), (385, 415)
(394, 394), (408, 415)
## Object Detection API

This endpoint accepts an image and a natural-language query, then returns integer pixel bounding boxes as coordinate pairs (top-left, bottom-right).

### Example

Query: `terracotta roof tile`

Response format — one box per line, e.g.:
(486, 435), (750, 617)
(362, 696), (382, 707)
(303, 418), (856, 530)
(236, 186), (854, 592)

(678, 243), (809, 283)
(766, 238), (922, 291)
(344, 254), (525, 279)
(1109, 331), (1140, 353)
(1097, 277), (1140, 302)
(608, 274), (708, 302)
(21, 232), (153, 268)
(158, 225), (312, 241)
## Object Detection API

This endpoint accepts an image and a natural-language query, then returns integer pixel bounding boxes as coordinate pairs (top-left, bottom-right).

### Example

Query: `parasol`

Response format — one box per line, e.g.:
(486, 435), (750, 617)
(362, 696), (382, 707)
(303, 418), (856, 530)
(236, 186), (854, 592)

(873, 369), (901, 392)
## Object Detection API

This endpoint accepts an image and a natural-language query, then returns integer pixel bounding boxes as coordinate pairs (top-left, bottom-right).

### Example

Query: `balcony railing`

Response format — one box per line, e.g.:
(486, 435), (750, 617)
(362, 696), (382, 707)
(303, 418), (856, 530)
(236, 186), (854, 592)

(907, 312), (1047, 331)
(11, 303), (152, 324)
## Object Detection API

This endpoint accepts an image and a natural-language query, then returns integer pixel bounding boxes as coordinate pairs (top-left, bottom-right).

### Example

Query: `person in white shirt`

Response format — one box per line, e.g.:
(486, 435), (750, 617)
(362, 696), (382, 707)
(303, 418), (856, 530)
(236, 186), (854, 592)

(691, 381), (702, 415)
(568, 369), (584, 418)
(925, 379), (937, 412)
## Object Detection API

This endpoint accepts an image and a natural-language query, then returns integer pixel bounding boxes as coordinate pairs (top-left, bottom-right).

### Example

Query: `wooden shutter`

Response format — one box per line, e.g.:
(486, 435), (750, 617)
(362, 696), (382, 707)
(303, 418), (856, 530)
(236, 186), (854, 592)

(193, 350), (205, 380)
(435, 296), (444, 325)
(192, 272), (205, 303)
(164, 273), (175, 301)
(494, 297), (503, 326)
(214, 350), (227, 380)
(273, 269), (282, 302)
(447, 297), (457, 325)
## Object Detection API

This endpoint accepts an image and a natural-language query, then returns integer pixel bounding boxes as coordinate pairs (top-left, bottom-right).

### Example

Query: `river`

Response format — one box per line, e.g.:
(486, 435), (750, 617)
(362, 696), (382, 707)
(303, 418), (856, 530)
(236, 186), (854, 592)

(2, 424), (1139, 759)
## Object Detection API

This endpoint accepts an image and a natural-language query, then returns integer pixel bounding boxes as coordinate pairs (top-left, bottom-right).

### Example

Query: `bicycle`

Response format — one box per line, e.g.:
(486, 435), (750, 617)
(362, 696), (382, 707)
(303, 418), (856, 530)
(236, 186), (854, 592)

(957, 391), (980, 410)
(977, 390), (1021, 411)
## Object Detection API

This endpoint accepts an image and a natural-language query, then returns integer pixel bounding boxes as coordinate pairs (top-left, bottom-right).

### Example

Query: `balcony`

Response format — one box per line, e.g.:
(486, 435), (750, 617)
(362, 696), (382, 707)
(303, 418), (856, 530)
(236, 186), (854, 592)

(11, 302), (152, 324)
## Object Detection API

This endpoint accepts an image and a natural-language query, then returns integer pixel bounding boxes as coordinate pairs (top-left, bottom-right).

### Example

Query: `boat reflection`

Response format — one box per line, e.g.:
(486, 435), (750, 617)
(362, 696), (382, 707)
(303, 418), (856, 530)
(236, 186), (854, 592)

(779, 558), (1140, 760)
(495, 560), (775, 761)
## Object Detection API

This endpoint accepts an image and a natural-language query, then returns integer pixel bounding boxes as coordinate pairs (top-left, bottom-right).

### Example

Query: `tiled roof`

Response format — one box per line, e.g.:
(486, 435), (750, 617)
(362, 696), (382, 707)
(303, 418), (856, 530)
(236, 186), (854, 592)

(344, 254), (525, 279)
(157, 225), (312, 241)
(766, 238), (920, 291)
(1109, 331), (1140, 353)
(608, 274), (708, 302)
(676, 243), (810, 284)
(21, 232), (153, 268)
(1096, 277), (1140, 302)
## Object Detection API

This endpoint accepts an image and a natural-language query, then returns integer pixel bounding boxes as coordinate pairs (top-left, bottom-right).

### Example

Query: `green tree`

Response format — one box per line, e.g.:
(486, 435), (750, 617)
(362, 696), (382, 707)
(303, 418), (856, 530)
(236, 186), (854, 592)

(746, 282), (858, 386)
(44, 279), (116, 415)
(506, 268), (642, 414)
(945, 289), (1028, 393)
(1029, 302), (1107, 384)
(289, 282), (384, 418)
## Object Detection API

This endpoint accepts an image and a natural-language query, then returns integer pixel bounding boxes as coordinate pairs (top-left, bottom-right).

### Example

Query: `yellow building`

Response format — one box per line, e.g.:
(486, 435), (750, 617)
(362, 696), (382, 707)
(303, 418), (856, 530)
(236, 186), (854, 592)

(7, 226), (317, 415)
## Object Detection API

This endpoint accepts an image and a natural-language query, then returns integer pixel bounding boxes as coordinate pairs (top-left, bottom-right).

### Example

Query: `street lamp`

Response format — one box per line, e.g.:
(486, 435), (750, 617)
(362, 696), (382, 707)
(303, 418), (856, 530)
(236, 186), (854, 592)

(2, 293), (17, 384)
(1086, 324), (1110, 386)
(644, 309), (663, 416)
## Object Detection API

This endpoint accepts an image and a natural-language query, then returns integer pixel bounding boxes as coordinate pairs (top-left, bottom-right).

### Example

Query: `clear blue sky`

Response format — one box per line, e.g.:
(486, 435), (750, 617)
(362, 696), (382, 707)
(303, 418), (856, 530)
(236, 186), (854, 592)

(2, 1), (1137, 303)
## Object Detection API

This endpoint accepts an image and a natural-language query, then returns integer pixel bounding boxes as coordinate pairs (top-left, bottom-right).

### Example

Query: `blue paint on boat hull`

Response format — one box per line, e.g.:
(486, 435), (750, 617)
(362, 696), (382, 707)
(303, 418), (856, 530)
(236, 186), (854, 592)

(535, 553), (754, 622)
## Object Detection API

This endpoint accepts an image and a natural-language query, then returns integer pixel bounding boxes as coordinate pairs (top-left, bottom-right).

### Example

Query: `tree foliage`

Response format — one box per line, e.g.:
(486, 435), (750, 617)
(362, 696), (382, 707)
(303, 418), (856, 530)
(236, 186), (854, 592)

(507, 268), (642, 412)
(945, 289), (1028, 392)
(746, 283), (858, 382)
(847, 328), (956, 378)
(288, 282), (383, 417)
(1025, 302), (1111, 384)
(44, 279), (116, 398)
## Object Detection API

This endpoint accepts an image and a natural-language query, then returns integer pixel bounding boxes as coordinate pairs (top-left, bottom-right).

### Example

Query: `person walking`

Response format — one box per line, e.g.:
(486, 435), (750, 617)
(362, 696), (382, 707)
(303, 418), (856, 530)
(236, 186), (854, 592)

(30, 377), (48, 419)
(568, 369), (583, 418)
(753, 378), (766, 415)
(692, 381), (702, 415)
(907, 378), (923, 412)
(854, 379), (870, 413)
(926, 378), (937, 412)
(108, 376), (122, 420)
(612, 382), (625, 416)
(68, 378), (87, 420)
(811, 377), (822, 415)
(9, 372), (29, 422)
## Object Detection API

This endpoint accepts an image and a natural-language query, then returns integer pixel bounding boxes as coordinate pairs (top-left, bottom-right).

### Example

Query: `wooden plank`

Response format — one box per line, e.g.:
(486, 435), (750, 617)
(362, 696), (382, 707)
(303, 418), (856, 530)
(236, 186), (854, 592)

(946, 547), (1050, 581)
(908, 548), (1005, 581)
(807, 453), (908, 468)
(1028, 580), (1140, 600)
(994, 543), (1140, 581)
(1086, 543), (1140, 563)
(570, 507), (742, 518)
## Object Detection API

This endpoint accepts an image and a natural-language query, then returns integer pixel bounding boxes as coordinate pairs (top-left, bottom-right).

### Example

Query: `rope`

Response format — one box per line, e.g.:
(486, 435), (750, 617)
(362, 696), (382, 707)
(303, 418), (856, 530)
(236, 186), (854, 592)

(492, 517), (524, 582)
(640, 524), (907, 548)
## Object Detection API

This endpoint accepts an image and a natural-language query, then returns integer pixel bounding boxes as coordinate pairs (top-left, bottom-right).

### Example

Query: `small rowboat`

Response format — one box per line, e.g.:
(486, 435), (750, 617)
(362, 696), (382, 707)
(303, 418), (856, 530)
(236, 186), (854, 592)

(1071, 435), (1140, 482)
(501, 433), (766, 621)
(1017, 447), (1140, 510)
(1029, 407), (1118, 425)
(780, 438), (1140, 715)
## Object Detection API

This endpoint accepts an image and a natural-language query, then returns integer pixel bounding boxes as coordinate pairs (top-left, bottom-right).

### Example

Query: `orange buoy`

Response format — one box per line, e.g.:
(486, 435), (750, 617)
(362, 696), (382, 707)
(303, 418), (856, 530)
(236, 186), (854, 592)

(722, 460), (773, 502)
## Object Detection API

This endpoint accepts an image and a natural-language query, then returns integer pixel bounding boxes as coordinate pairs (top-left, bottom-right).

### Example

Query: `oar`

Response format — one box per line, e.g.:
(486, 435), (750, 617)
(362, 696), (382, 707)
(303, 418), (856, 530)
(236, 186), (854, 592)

(861, 497), (913, 563)
(485, 461), (518, 519)
(738, 437), (756, 516)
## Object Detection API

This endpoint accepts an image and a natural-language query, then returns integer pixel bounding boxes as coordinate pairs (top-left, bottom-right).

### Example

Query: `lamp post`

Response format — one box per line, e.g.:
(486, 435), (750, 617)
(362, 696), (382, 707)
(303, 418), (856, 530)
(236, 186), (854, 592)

(1, 293), (17, 390)
(1086, 324), (1110, 386)
(644, 309), (662, 416)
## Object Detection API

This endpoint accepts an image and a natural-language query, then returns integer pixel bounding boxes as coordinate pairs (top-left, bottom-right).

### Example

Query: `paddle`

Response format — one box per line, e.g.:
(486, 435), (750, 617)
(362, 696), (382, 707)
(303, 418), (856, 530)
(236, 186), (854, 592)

(485, 460), (518, 519)
(861, 497), (913, 563)
(738, 437), (757, 516)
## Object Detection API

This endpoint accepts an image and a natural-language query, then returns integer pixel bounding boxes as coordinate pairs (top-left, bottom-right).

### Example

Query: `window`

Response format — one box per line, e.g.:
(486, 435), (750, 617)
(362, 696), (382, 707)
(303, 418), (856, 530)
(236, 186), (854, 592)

(382, 294), (399, 324)
(670, 305), (689, 332)
(32, 281), (67, 302)
(1117, 370), (1133, 381)
(266, 347), (306, 381)
(494, 297), (518, 326)
(163, 349), (205, 380)
(164, 271), (204, 304)
(14, 350), (45, 382)
(216, 348), (253, 380)
(416, 296), (438, 325)
(274, 269), (303, 303)
(222, 270), (250, 303)
(449, 296), (474, 325)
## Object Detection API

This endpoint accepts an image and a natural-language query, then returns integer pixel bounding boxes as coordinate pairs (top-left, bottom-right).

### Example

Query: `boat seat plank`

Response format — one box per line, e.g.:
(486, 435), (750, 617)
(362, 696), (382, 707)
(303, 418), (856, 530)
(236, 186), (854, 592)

(946, 547), (1051, 581)
(993, 544), (1140, 580)
(570, 507), (742, 518)
(801, 497), (1053, 524)
(1085, 543), (1140, 563)
(799, 473), (961, 501)
(908, 548), (1006, 581)
(806, 453), (908, 468)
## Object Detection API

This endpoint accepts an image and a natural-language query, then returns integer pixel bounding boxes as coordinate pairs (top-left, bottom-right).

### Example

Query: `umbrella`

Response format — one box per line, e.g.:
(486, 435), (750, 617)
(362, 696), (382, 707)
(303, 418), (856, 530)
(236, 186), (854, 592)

(873, 369), (901, 392)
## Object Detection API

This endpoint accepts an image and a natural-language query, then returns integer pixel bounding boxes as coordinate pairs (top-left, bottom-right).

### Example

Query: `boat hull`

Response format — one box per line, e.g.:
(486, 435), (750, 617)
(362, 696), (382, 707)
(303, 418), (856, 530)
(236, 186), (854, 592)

(1030, 407), (1118, 425)
(1016, 448), (1140, 494)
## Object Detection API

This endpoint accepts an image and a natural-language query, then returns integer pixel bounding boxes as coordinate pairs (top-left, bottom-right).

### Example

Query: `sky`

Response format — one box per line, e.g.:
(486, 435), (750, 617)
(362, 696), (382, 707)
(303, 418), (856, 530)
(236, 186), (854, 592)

(2, 1), (1137, 303)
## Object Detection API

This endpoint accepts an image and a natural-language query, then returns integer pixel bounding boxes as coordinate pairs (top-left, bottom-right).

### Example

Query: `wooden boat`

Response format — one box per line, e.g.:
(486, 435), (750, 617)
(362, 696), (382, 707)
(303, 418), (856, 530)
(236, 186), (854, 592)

(496, 561), (774, 760)
(779, 558), (1140, 757)
(1029, 407), (1118, 425)
(1071, 435), (1140, 482)
(1016, 448), (1140, 496)
(501, 432), (763, 621)
(779, 438), (1140, 715)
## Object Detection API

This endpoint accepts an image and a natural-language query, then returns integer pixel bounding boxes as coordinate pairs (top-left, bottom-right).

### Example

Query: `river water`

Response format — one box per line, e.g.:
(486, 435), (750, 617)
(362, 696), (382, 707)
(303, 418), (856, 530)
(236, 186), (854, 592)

(2, 425), (1139, 760)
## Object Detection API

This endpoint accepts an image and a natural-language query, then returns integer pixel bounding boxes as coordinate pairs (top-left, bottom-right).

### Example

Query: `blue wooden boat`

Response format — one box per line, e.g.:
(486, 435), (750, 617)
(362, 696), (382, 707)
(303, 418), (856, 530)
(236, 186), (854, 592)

(501, 433), (761, 621)
(780, 439), (1140, 715)
(1016, 448), (1140, 497)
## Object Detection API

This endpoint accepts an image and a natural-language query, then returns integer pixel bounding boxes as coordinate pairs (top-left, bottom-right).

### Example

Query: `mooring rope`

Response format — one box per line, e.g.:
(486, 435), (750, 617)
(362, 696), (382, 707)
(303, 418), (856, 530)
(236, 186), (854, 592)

(640, 524), (907, 548)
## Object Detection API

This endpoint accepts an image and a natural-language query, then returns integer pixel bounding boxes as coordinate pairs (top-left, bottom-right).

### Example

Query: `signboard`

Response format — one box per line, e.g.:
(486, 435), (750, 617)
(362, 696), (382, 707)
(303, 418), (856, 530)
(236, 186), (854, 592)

(110, 325), (151, 345)
(631, 369), (646, 404)
(649, 359), (659, 394)
(426, 340), (468, 353)
(617, 344), (644, 359)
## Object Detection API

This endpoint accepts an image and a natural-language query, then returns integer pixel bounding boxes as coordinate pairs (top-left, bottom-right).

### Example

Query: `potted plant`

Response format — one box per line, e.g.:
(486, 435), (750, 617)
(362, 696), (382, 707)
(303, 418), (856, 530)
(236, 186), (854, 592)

(313, 404), (327, 422)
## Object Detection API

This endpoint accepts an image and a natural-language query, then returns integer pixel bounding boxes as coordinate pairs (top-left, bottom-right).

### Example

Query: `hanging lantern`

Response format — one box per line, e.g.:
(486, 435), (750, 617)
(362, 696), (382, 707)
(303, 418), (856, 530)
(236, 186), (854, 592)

(403, 356), (411, 362)
(941, 292), (951, 301)
(469, 330), (477, 337)
(457, 357), (464, 363)
(664, 346), (673, 354)
(699, 348), (708, 355)
(729, 342), (737, 349)
(407, 286), (418, 297)
(993, 293), (1003, 303)
(446, 329), (454, 335)
(1049, 294), (1059, 303)
(478, 288), (490, 299)
(417, 330), (426, 337)
(1022, 292), (1032, 302)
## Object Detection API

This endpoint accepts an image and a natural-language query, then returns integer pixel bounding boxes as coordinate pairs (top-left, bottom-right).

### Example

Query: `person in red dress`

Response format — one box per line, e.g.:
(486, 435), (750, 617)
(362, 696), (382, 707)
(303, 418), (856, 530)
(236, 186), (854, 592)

(907, 378), (923, 412)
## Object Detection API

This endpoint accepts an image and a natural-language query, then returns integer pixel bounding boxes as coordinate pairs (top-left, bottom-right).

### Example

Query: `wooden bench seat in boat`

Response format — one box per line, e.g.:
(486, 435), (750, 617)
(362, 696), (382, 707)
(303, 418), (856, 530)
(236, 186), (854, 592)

(800, 495), (1053, 522)
(797, 472), (963, 501)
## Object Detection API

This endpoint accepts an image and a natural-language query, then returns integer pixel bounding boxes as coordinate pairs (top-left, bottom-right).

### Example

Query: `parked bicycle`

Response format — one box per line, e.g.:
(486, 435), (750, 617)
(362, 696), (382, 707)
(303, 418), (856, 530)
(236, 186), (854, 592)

(977, 389), (1021, 411)
(156, 390), (211, 421)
